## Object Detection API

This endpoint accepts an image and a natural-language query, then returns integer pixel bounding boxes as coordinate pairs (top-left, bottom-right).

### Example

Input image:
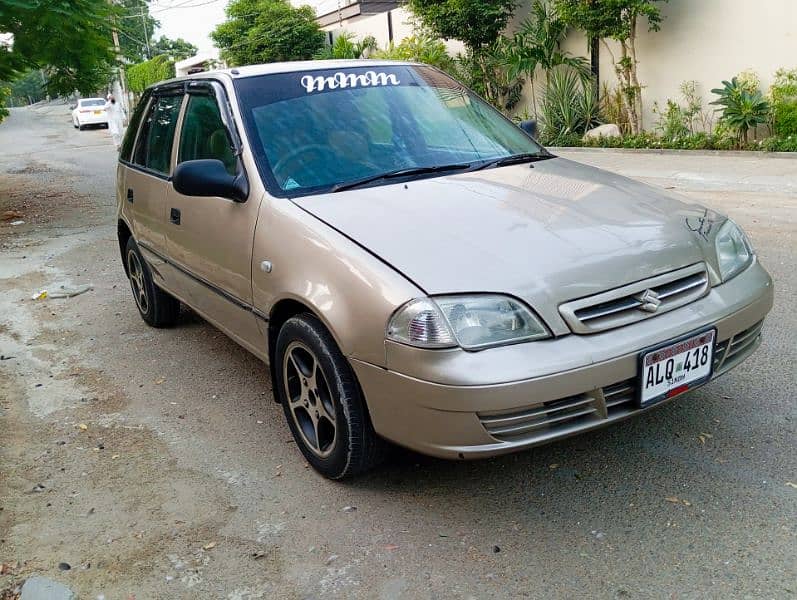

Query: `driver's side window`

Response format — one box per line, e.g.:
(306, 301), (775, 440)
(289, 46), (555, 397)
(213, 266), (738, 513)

(178, 93), (237, 175)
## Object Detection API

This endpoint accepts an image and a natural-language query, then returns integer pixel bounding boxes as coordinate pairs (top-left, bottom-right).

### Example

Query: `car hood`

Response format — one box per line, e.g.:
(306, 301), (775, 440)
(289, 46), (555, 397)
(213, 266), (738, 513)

(292, 158), (718, 335)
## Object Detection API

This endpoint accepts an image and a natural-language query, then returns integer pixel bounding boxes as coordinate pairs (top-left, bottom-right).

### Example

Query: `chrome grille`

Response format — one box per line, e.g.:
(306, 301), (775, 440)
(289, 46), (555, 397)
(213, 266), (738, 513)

(559, 263), (710, 334)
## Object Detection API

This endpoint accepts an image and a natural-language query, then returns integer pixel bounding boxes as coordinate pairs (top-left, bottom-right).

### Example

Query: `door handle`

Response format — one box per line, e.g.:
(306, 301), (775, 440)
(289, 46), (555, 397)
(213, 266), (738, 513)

(170, 208), (181, 225)
(126, 188), (134, 203)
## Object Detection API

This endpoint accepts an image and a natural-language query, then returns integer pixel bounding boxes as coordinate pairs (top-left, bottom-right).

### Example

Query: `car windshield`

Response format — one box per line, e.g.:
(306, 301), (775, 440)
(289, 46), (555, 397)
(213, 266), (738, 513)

(234, 65), (545, 197)
(80, 99), (106, 107)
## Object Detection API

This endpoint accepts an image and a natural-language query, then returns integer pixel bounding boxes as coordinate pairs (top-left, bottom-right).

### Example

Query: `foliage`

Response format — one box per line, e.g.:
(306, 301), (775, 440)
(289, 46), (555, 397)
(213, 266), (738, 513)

(503, 0), (590, 117)
(678, 80), (712, 134)
(652, 99), (688, 140)
(0, 0), (116, 96)
(127, 55), (175, 94)
(548, 130), (795, 152)
(710, 77), (770, 145)
(4, 69), (48, 106)
(769, 68), (797, 137)
(151, 37), (199, 62)
(405, 0), (518, 52)
(651, 81), (713, 142)
(116, 0), (159, 62)
(554, 0), (668, 134)
(212, 0), (325, 66)
(538, 66), (600, 144)
(0, 86), (10, 123)
(600, 83), (630, 134)
(454, 41), (524, 113)
(760, 135), (797, 152)
(315, 32), (377, 59)
(374, 35), (454, 72)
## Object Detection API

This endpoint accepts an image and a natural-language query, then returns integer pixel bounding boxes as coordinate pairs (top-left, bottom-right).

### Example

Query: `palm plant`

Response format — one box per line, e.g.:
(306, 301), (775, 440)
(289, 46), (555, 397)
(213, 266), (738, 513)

(314, 32), (377, 60)
(504, 0), (590, 117)
(711, 77), (771, 145)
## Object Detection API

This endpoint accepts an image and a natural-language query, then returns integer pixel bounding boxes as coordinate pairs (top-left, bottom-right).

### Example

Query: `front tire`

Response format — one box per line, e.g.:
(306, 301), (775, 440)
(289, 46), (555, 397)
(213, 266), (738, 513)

(275, 314), (385, 479)
(125, 237), (180, 328)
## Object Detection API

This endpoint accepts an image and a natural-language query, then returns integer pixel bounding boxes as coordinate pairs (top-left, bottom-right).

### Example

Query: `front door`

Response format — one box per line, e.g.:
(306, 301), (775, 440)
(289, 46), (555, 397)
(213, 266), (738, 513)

(164, 86), (264, 355)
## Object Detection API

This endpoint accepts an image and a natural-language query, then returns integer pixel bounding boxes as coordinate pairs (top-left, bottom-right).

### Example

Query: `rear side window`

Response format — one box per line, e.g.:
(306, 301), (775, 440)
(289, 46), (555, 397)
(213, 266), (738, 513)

(132, 94), (184, 175)
(120, 92), (152, 162)
(178, 94), (236, 175)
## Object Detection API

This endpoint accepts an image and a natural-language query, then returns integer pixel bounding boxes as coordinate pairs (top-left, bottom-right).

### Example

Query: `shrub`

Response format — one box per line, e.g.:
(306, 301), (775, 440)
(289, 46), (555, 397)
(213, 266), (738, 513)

(539, 66), (600, 143)
(710, 76), (770, 145)
(769, 67), (797, 137)
(652, 99), (689, 140)
(761, 135), (797, 152)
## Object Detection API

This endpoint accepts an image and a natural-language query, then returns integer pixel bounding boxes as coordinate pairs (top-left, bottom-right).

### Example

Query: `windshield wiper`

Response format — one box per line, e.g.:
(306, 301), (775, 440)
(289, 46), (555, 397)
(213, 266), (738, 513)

(330, 163), (472, 193)
(471, 152), (554, 171)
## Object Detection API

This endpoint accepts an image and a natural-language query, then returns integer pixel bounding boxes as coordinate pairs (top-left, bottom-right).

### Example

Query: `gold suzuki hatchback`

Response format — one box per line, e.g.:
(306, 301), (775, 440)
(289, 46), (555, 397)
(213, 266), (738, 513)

(117, 60), (773, 479)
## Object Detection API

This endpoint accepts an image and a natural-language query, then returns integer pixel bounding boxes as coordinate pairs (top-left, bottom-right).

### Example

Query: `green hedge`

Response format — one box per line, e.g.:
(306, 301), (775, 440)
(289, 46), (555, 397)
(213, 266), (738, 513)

(546, 132), (797, 152)
(126, 55), (175, 94)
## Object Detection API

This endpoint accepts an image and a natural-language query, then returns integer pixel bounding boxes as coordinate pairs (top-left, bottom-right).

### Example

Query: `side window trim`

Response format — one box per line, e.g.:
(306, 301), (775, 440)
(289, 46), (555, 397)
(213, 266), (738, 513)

(128, 93), (185, 180)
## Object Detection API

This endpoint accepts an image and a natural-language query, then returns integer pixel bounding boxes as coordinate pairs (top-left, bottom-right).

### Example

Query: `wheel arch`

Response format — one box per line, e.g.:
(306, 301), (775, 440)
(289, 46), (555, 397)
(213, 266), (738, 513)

(118, 219), (133, 277)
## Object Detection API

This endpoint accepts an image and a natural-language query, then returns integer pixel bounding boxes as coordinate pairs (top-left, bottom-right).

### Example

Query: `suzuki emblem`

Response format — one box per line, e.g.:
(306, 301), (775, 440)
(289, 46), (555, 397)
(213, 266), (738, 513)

(637, 289), (662, 313)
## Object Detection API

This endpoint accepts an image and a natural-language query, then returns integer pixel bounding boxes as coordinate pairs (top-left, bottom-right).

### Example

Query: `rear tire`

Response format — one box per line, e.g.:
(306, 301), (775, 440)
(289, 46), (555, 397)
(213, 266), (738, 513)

(125, 237), (180, 328)
(275, 314), (385, 479)
(78, 123), (84, 131)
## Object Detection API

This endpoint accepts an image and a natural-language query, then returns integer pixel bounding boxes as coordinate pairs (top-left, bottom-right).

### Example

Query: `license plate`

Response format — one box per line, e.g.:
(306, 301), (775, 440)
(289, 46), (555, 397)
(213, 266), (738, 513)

(93, 110), (102, 115)
(639, 329), (715, 406)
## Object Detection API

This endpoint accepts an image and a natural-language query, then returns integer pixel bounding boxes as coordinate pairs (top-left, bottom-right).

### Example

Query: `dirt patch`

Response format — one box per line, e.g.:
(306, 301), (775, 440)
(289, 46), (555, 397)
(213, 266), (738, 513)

(0, 171), (100, 236)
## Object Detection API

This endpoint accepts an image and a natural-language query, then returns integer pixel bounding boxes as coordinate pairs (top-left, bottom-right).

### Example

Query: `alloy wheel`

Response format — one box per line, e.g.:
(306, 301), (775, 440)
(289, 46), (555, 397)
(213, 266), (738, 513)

(127, 249), (149, 315)
(283, 341), (337, 458)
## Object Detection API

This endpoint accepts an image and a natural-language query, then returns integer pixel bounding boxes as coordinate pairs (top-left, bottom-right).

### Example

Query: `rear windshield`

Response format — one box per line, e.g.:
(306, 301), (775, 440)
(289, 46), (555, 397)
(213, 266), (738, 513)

(234, 65), (543, 197)
(80, 99), (106, 107)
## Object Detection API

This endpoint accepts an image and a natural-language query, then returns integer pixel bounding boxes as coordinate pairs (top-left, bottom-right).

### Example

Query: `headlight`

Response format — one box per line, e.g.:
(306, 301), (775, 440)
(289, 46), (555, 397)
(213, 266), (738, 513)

(715, 219), (753, 281)
(386, 295), (550, 350)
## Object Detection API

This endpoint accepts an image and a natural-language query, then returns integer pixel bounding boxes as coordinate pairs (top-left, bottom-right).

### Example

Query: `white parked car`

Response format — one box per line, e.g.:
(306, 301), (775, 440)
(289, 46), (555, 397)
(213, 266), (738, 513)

(72, 98), (108, 130)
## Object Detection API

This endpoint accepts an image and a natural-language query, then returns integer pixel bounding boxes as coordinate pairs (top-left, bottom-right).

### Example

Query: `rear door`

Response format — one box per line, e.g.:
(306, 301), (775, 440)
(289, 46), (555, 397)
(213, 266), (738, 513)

(164, 81), (263, 354)
(123, 92), (184, 256)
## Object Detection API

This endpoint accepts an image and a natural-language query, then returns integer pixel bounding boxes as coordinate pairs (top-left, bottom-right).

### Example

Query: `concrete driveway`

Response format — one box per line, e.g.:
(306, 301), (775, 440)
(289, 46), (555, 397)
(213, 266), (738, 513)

(1, 105), (795, 599)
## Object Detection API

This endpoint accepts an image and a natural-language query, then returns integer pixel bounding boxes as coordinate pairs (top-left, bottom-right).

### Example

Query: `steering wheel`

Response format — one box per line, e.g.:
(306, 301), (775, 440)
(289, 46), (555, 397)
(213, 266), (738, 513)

(272, 144), (330, 177)
(272, 143), (382, 188)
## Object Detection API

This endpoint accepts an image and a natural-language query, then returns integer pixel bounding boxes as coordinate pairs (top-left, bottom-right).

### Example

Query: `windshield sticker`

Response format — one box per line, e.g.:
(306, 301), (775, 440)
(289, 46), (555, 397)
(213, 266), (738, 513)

(283, 177), (300, 190)
(300, 71), (400, 94)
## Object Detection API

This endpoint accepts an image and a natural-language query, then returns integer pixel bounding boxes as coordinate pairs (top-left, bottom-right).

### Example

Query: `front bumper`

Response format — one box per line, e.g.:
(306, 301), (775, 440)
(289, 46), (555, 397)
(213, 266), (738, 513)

(352, 261), (773, 459)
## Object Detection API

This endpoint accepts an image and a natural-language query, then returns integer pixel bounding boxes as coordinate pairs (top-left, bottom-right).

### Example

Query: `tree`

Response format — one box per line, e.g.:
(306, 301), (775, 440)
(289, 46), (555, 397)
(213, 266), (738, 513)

(5, 69), (48, 106)
(127, 55), (175, 94)
(406, 0), (517, 52)
(117, 0), (159, 62)
(0, 0), (116, 96)
(406, 0), (517, 97)
(151, 36), (199, 61)
(554, 0), (667, 134)
(504, 0), (590, 117)
(212, 0), (325, 66)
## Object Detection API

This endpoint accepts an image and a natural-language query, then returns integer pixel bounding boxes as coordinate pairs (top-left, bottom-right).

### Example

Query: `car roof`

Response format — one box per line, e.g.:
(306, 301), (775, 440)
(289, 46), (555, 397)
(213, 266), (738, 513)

(150, 59), (422, 89)
(79, 97), (106, 102)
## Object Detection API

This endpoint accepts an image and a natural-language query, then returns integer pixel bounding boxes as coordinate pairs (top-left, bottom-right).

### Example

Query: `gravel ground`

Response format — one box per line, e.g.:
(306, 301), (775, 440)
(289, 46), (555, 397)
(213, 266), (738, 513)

(1, 104), (795, 599)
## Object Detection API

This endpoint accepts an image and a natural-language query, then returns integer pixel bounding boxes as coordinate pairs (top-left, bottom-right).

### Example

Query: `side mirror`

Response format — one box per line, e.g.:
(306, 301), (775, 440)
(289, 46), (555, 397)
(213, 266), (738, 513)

(173, 159), (249, 203)
(519, 119), (538, 139)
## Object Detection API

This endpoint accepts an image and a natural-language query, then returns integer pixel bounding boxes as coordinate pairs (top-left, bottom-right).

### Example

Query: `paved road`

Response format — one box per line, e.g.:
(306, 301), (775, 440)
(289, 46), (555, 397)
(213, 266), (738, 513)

(1, 105), (795, 599)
